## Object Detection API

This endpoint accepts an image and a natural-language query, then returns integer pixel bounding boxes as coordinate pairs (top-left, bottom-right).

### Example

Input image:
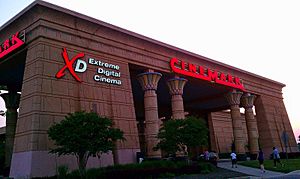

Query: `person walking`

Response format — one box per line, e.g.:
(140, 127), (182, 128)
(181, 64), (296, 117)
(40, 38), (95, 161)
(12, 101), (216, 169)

(272, 147), (283, 168)
(230, 151), (237, 168)
(204, 150), (209, 161)
(257, 148), (265, 173)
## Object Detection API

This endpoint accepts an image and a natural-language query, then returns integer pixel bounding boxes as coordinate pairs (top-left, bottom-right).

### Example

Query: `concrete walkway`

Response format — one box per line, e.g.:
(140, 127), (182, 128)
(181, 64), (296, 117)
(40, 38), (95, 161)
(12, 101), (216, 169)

(218, 161), (285, 178)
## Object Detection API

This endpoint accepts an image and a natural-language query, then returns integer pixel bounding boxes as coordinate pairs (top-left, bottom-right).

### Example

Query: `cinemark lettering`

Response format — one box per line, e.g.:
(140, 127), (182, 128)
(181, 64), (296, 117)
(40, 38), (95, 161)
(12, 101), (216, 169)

(0, 31), (25, 59)
(170, 58), (245, 91)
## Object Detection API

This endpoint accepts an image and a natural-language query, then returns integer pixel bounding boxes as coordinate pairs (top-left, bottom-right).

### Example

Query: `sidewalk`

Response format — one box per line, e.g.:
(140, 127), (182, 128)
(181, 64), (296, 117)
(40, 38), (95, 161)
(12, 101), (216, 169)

(218, 161), (284, 178)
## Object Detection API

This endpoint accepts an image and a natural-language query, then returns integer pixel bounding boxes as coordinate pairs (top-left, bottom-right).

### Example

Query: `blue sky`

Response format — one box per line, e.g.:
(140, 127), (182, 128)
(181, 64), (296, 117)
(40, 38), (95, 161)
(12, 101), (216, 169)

(0, 0), (299, 140)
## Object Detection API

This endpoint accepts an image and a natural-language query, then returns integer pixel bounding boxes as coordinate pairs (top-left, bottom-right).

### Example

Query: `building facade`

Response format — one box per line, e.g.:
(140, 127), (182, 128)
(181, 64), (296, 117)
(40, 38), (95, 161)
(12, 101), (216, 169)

(0, 1), (297, 178)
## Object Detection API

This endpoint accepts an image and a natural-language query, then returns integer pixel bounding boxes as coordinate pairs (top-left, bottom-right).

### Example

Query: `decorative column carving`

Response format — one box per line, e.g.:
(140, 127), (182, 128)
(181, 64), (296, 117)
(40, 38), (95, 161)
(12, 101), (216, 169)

(0, 91), (20, 170)
(241, 93), (259, 155)
(225, 90), (245, 154)
(137, 71), (162, 158)
(167, 77), (188, 119)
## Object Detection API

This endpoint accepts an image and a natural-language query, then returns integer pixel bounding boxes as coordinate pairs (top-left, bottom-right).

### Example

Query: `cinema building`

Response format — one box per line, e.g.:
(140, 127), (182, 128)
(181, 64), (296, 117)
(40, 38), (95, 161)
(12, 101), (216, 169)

(0, 1), (298, 177)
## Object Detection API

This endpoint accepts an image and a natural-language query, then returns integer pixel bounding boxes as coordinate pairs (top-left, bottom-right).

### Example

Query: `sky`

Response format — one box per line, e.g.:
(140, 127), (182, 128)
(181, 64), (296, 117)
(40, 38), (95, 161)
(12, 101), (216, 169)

(0, 0), (299, 141)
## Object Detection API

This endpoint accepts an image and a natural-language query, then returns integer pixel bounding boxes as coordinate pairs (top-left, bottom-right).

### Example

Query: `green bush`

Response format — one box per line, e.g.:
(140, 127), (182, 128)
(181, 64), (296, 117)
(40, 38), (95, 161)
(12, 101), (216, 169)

(198, 162), (215, 174)
(34, 160), (216, 179)
(66, 170), (81, 179)
(85, 168), (105, 179)
(57, 165), (68, 179)
(159, 172), (176, 178)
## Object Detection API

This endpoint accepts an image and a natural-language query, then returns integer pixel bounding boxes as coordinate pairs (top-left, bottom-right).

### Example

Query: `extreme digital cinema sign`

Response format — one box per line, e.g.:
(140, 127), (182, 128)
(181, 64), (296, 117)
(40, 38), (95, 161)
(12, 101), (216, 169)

(170, 58), (245, 91)
(0, 31), (25, 59)
(56, 48), (121, 85)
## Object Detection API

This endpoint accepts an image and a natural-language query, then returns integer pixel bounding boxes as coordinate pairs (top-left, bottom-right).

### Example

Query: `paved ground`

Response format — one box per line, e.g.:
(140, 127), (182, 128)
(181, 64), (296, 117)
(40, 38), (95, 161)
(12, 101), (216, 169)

(174, 161), (300, 179)
(266, 170), (300, 179)
(218, 161), (283, 178)
(218, 161), (300, 179)
(174, 167), (249, 179)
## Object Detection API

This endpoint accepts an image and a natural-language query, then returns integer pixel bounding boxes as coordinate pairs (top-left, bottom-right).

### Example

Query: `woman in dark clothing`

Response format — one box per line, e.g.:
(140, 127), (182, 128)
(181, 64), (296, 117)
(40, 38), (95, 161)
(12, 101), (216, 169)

(258, 148), (265, 173)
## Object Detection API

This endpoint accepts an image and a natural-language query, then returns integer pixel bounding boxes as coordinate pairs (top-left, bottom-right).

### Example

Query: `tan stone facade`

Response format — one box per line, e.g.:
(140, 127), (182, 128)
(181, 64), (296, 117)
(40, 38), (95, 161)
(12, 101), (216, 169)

(0, 1), (298, 178)
(208, 111), (248, 153)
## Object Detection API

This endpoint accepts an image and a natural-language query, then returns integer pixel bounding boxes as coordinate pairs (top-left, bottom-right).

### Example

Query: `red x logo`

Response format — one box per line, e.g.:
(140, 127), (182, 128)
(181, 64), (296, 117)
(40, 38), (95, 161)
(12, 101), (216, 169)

(56, 48), (85, 82)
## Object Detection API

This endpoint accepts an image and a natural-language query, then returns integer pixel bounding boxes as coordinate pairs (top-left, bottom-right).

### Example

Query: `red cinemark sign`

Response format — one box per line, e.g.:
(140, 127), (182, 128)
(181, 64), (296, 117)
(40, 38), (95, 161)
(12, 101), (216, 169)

(56, 48), (85, 82)
(0, 31), (25, 59)
(170, 58), (245, 91)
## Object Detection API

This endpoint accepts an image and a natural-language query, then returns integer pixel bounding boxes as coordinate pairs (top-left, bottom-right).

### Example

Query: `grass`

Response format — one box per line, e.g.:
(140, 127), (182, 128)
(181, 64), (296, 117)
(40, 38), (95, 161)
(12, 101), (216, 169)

(239, 159), (300, 173)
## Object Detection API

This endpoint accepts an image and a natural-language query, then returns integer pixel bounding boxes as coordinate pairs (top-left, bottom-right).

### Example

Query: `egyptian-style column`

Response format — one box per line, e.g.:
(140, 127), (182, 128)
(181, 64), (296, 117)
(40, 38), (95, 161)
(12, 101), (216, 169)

(167, 77), (188, 119)
(0, 91), (20, 170)
(225, 90), (245, 154)
(241, 93), (259, 155)
(137, 71), (162, 158)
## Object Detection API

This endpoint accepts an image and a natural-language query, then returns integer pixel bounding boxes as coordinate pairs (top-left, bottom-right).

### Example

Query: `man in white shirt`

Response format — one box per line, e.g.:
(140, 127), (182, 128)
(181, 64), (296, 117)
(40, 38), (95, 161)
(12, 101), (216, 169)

(272, 147), (283, 168)
(230, 151), (237, 168)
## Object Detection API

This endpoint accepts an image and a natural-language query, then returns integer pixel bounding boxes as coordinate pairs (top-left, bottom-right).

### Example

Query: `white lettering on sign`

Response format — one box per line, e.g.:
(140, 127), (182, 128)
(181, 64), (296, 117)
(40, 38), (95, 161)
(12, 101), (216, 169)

(97, 68), (121, 77)
(56, 48), (122, 86)
(94, 75), (122, 85)
(88, 58), (120, 70)
(88, 58), (122, 85)
(74, 59), (87, 73)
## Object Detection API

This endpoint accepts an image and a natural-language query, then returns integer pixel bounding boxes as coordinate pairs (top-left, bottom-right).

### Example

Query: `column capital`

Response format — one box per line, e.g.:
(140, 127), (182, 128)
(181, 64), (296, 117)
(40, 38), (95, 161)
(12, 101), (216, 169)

(167, 77), (188, 95)
(225, 90), (243, 106)
(241, 93), (256, 109)
(137, 71), (162, 91)
(0, 92), (21, 109)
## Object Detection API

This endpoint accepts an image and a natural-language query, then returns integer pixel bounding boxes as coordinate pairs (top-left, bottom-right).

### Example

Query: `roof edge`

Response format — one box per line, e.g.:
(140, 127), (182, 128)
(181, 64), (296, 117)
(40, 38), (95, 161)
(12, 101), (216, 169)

(0, 0), (39, 31)
(0, 0), (286, 87)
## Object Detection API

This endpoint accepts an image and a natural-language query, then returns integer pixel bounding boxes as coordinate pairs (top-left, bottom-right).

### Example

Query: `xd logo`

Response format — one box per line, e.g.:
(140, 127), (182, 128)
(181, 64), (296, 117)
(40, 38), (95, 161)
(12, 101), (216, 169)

(56, 48), (87, 82)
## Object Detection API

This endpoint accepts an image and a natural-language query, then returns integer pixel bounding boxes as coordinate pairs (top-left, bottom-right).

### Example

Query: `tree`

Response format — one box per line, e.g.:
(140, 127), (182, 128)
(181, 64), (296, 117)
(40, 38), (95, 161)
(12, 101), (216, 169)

(155, 119), (184, 155)
(155, 116), (208, 158)
(48, 111), (124, 176)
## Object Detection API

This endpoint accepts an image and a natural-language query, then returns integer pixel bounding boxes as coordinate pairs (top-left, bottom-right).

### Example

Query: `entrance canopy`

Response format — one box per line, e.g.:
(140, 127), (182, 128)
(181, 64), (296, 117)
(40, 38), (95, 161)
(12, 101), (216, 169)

(130, 64), (232, 120)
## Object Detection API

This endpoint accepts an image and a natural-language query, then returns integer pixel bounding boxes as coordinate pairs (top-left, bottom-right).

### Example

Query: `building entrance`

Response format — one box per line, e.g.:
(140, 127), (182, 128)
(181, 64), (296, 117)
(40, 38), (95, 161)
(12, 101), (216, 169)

(129, 64), (241, 158)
